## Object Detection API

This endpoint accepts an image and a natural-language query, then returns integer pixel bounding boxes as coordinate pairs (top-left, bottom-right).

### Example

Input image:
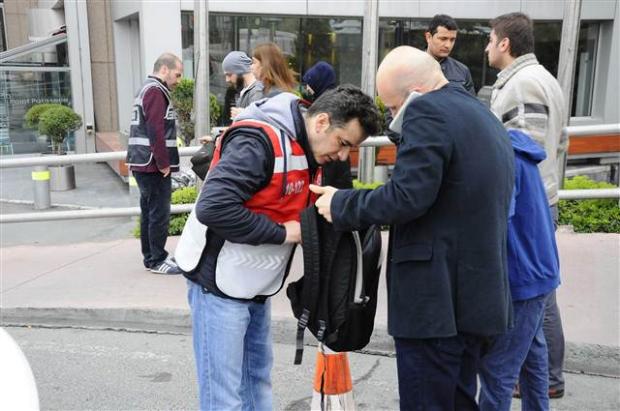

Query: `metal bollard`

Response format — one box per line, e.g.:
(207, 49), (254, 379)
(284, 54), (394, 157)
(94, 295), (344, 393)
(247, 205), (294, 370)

(358, 146), (376, 184)
(32, 165), (51, 210)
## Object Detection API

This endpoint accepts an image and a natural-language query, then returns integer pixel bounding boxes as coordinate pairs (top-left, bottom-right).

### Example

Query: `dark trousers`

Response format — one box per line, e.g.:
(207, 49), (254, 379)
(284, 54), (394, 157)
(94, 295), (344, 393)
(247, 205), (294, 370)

(134, 171), (171, 268)
(394, 334), (483, 411)
(545, 205), (565, 390)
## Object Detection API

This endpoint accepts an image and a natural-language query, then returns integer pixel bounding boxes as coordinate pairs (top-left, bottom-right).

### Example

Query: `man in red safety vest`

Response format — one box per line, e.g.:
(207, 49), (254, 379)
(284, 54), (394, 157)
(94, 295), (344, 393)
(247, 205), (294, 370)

(175, 85), (381, 410)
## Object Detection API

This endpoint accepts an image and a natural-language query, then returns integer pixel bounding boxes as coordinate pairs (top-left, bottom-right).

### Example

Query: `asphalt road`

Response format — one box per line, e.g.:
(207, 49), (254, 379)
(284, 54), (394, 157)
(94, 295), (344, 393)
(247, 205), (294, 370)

(5, 326), (620, 411)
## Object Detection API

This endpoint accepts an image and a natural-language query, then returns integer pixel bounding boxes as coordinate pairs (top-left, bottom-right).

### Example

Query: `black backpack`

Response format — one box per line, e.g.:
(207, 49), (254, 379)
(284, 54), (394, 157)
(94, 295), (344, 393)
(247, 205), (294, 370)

(286, 205), (383, 364)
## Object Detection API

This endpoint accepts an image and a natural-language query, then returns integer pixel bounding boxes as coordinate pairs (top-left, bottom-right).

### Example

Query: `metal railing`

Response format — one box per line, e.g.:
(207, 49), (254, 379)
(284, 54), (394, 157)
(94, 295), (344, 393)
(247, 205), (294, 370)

(563, 123), (620, 137)
(1, 188), (619, 224)
(1, 125), (618, 224)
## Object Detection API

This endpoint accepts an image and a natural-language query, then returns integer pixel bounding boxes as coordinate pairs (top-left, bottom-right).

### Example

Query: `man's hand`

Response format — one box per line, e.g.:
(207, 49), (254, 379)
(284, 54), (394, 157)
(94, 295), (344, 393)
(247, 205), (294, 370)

(230, 107), (242, 120)
(198, 135), (213, 144)
(160, 166), (171, 177)
(309, 184), (338, 223)
(282, 220), (301, 243)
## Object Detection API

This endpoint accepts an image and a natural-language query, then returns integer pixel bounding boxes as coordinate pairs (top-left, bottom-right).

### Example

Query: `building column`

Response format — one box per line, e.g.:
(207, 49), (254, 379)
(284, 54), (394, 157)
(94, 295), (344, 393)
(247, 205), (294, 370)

(64, 0), (95, 153)
(139, 2), (183, 79)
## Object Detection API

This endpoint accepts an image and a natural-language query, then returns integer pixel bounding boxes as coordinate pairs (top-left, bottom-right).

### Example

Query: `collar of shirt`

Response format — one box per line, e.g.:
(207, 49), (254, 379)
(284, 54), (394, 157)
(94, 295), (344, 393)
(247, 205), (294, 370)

(290, 99), (319, 174)
(148, 75), (170, 90)
(494, 53), (538, 90)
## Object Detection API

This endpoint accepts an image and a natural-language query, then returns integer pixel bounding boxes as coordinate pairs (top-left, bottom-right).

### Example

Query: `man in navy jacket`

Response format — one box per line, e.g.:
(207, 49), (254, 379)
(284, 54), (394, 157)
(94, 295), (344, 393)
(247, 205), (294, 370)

(312, 46), (515, 410)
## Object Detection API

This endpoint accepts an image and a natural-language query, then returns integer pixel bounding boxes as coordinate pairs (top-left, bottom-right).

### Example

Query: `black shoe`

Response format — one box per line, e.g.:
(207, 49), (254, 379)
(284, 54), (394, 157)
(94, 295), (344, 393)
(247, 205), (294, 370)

(549, 387), (565, 399)
(150, 258), (183, 275)
(513, 384), (565, 399)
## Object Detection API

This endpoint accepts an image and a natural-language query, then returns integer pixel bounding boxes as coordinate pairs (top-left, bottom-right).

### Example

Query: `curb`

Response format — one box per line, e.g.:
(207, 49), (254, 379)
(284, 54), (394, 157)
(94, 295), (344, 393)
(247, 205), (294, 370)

(3, 307), (619, 377)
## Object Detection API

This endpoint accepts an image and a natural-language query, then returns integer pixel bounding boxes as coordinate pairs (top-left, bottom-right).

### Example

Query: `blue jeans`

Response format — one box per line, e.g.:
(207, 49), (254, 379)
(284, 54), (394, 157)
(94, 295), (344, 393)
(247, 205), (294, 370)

(394, 333), (482, 411)
(479, 293), (549, 411)
(133, 171), (171, 268)
(187, 280), (273, 411)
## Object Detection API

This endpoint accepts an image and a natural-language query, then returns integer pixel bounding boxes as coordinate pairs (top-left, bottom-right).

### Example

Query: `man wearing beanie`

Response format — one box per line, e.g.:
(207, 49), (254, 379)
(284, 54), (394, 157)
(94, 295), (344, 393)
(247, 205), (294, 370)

(222, 51), (264, 119)
(302, 61), (336, 101)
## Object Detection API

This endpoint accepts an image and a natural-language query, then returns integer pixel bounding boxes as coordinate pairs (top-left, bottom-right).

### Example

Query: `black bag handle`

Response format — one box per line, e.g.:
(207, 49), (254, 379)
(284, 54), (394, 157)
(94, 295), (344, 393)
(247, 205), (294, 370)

(294, 205), (322, 364)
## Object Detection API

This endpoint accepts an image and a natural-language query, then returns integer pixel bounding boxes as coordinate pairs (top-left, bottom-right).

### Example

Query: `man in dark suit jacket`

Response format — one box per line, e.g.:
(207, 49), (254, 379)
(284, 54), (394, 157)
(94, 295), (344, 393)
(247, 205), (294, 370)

(311, 46), (515, 410)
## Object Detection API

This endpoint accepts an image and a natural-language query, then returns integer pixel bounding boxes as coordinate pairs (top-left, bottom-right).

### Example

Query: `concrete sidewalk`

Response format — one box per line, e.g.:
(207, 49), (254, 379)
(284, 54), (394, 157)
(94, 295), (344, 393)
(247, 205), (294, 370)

(2, 231), (619, 377)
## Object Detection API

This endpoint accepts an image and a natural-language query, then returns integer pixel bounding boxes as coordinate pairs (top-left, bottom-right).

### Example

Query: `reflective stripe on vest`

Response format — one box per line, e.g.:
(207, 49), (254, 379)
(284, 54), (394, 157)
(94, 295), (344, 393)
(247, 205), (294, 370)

(126, 78), (179, 167)
(128, 137), (178, 147)
(211, 119), (310, 224)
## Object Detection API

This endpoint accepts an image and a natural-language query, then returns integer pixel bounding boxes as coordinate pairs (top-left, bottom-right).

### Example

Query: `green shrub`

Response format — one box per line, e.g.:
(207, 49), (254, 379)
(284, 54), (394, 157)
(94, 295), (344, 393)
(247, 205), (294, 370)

(375, 96), (387, 132)
(559, 175), (619, 233)
(168, 186), (198, 235)
(171, 78), (195, 146)
(133, 186), (198, 237)
(37, 105), (82, 155)
(171, 186), (198, 204)
(24, 104), (57, 129)
(171, 78), (221, 146)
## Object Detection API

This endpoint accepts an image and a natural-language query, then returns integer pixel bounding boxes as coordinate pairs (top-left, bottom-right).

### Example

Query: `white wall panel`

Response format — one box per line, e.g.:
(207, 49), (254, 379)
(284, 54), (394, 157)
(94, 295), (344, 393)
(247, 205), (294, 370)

(379, 0), (420, 18)
(601, 8), (620, 123)
(208, 0), (306, 15)
(521, 1), (562, 20)
(419, 0), (521, 20)
(307, 0), (364, 16)
(110, 0), (140, 21)
(581, 0), (617, 20)
(140, 2), (183, 79)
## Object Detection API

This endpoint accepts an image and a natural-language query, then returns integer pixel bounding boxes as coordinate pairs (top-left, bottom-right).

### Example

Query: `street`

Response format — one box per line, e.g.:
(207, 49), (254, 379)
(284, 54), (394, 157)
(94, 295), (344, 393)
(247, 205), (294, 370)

(6, 326), (620, 411)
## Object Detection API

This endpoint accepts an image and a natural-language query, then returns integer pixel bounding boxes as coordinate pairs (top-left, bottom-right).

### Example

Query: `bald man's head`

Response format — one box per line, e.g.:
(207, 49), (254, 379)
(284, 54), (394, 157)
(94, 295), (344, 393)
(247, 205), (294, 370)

(377, 46), (447, 115)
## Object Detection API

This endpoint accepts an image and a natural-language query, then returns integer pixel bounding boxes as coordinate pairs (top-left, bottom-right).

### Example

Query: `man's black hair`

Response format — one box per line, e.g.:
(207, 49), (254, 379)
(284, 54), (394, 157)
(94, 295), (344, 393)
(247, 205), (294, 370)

(308, 85), (381, 138)
(490, 12), (535, 58)
(427, 14), (458, 35)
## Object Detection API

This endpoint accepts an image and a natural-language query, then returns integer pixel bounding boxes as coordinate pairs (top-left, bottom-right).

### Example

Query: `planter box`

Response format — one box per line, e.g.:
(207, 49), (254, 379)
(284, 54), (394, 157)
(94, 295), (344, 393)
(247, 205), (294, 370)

(49, 164), (76, 191)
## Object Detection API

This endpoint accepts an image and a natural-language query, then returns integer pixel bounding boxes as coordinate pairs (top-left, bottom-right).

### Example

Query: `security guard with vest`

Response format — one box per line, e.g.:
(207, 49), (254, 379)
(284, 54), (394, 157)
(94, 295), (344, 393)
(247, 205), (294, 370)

(126, 53), (183, 275)
(175, 86), (381, 410)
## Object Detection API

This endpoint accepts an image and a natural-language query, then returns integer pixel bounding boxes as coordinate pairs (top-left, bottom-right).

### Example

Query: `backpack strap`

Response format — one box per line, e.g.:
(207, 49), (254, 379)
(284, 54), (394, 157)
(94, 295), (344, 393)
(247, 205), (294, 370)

(294, 206), (322, 365)
(352, 231), (369, 304)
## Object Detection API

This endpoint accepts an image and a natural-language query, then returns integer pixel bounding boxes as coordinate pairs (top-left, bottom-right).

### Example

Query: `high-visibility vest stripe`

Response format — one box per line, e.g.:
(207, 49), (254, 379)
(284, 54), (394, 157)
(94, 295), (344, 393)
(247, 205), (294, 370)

(274, 155), (308, 173)
(128, 137), (177, 148)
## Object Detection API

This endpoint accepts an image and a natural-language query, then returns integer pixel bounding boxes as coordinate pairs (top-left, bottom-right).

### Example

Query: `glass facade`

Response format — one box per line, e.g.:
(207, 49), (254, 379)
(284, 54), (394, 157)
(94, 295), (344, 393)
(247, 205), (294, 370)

(181, 12), (363, 125)
(180, 12), (600, 121)
(0, 38), (74, 155)
(379, 18), (598, 117)
(379, 19), (563, 93)
(573, 22), (599, 117)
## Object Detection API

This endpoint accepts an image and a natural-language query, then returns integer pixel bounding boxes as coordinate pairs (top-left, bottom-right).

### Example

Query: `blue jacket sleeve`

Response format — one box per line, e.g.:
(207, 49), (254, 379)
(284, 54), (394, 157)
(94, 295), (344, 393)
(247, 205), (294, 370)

(508, 155), (521, 222)
(195, 135), (286, 245)
(331, 98), (452, 231)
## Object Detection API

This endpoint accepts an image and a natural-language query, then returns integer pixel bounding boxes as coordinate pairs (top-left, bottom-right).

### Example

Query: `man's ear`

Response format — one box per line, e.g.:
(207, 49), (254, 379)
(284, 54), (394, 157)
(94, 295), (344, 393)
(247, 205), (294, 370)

(424, 31), (432, 43)
(499, 37), (511, 54)
(315, 112), (330, 131)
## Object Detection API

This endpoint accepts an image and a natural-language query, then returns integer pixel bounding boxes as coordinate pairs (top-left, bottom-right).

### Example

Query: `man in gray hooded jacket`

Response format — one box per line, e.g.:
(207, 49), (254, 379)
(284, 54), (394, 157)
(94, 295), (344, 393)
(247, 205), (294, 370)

(222, 50), (265, 119)
(486, 12), (568, 399)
